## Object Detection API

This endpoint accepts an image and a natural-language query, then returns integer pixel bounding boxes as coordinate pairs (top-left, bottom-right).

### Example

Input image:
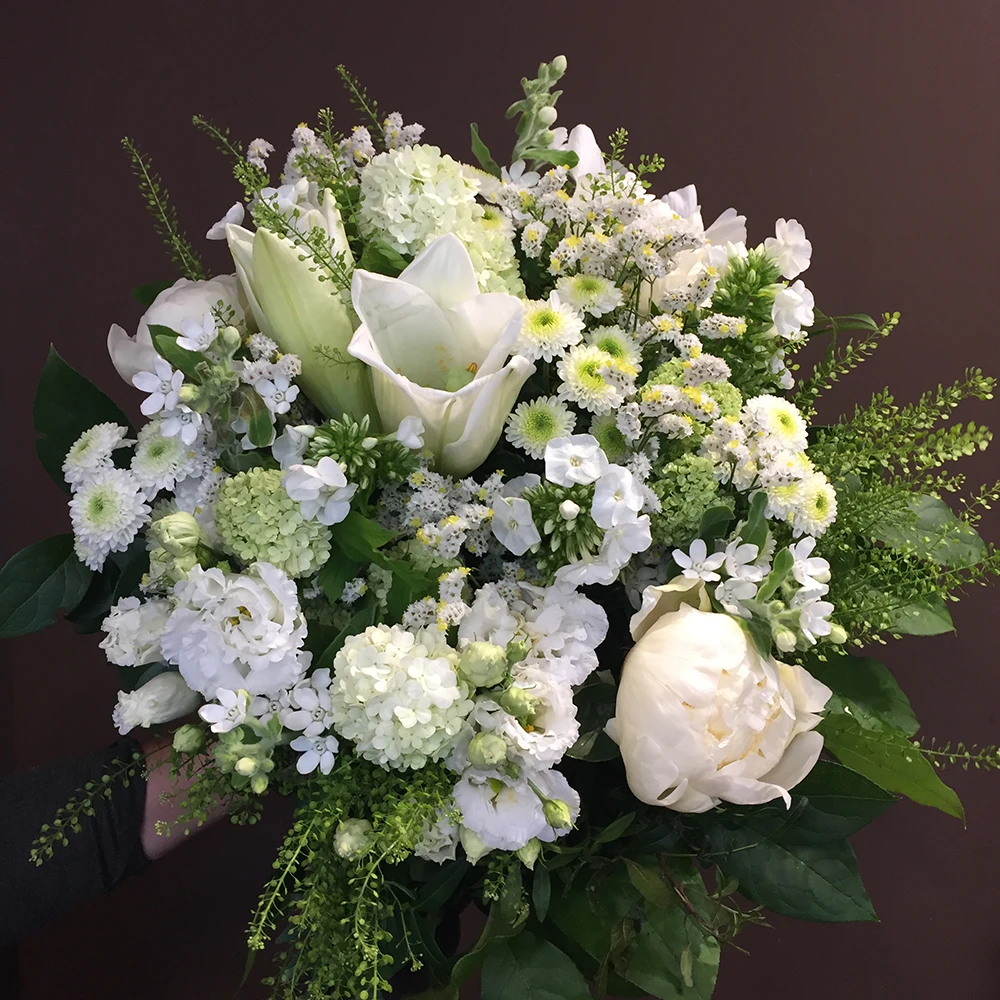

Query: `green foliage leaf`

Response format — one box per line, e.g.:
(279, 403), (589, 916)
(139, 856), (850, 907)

(696, 504), (734, 545)
(595, 811), (636, 844)
(565, 677), (620, 761)
(871, 494), (986, 568)
(738, 491), (769, 552)
(449, 888), (527, 987)
(237, 386), (274, 447)
(521, 147), (580, 169)
(481, 931), (591, 1000)
(624, 859), (674, 909)
(470, 123), (502, 177)
(147, 323), (206, 382)
(821, 712), (964, 821)
(131, 280), (175, 308)
(33, 346), (133, 490)
(65, 570), (118, 634)
(792, 759), (897, 838)
(532, 866), (551, 923)
(887, 593), (955, 636)
(358, 239), (409, 278)
(331, 510), (397, 562)
(0, 535), (92, 637)
(757, 546), (793, 602)
(315, 599), (378, 671)
(316, 554), (363, 604)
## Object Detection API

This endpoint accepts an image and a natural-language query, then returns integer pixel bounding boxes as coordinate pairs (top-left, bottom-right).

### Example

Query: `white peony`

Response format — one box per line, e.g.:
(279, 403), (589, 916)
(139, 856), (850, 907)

(107, 276), (243, 385)
(112, 672), (201, 735)
(608, 582), (831, 813)
(99, 596), (172, 667)
(161, 562), (308, 698)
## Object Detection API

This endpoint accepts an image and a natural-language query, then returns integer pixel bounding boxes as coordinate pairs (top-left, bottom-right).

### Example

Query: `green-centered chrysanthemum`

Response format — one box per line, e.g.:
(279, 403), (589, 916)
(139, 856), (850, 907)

(215, 467), (330, 577)
(505, 396), (577, 459)
(555, 273), (623, 317)
(586, 325), (642, 369)
(556, 344), (636, 414)
(515, 292), (584, 362)
(588, 413), (630, 462)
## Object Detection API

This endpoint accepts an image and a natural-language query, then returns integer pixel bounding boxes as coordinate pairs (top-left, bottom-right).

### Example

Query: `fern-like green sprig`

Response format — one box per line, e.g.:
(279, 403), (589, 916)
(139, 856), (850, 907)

(916, 739), (1000, 772)
(191, 114), (270, 196)
(336, 64), (384, 135)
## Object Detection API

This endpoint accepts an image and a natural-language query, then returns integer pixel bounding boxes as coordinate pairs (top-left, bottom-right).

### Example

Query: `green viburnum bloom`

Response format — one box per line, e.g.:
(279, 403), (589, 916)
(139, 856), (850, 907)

(215, 467), (331, 578)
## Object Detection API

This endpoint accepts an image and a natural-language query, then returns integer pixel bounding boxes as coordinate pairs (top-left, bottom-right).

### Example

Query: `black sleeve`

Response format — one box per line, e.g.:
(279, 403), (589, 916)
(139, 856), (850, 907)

(0, 737), (150, 946)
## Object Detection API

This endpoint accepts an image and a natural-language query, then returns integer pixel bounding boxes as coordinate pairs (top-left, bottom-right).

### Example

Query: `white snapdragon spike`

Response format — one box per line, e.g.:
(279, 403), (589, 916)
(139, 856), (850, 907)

(70, 468), (150, 570)
(283, 457), (357, 526)
(113, 672), (201, 736)
(199, 688), (250, 733)
(63, 423), (131, 490)
(673, 539), (726, 583)
(393, 416), (425, 450)
(99, 596), (171, 666)
(789, 536), (831, 590)
(591, 465), (644, 528)
(516, 293), (585, 361)
(281, 668), (335, 736)
(176, 312), (218, 353)
(491, 497), (541, 556)
(765, 218), (812, 280)
(161, 405), (204, 446)
(291, 734), (340, 775)
(206, 202), (245, 240)
(349, 234), (534, 476)
(272, 424), (316, 469)
(132, 357), (184, 416)
(544, 434), (607, 486)
(161, 563), (308, 697)
(609, 599), (832, 812)
(256, 375), (300, 415)
(772, 279), (815, 338)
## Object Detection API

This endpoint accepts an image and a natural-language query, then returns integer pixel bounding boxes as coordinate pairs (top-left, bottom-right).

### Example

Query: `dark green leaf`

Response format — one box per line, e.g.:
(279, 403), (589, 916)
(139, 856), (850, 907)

(792, 760), (897, 838)
(624, 859), (674, 909)
(110, 539), (149, 604)
(359, 239), (409, 277)
(131, 280), (175, 308)
(696, 504), (734, 544)
(449, 897), (526, 987)
(871, 494), (986, 568)
(595, 811), (635, 844)
(316, 554), (363, 603)
(0, 535), (92, 637)
(738, 491), (769, 552)
(315, 599), (378, 671)
(532, 866), (551, 923)
(565, 678), (620, 761)
(740, 612), (774, 660)
(481, 931), (590, 1000)
(33, 346), (133, 490)
(415, 860), (470, 912)
(470, 123), (502, 178)
(65, 569), (118, 634)
(522, 148), (580, 169)
(887, 593), (954, 636)
(331, 510), (397, 562)
(148, 324), (206, 382)
(237, 386), (275, 448)
(547, 866), (641, 964)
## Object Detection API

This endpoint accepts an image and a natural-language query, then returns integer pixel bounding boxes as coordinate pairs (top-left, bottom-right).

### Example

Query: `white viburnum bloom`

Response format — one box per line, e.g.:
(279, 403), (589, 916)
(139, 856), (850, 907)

(256, 376), (300, 415)
(789, 536), (831, 589)
(349, 234), (534, 476)
(132, 357), (184, 416)
(591, 465), (644, 529)
(764, 218), (812, 280)
(175, 312), (218, 353)
(772, 279), (815, 338)
(555, 273), (623, 317)
(515, 293), (585, 362)
(272, 424), (316, 469)
(99, 596), (172, 666)
(673, 539), (726, 583)
(505, 396), (576, 459)
(544, 434), (607, 486)
(113, 672), (201, 735)
(329, 624), (474, 770)
(608, 593), (832, 812)
(198, 688), (251, 733)
(161, 562), (308, 698)
(62, 423), (131, 490)
(130, 419), (204, 495)
(70, 468), (151, 571)
(206, 203), (245, 240)
(291, 734), (340, 775)
(161, 406), (204, 447)
(283, 456), (357, 526)
(491, 496), (541, 556)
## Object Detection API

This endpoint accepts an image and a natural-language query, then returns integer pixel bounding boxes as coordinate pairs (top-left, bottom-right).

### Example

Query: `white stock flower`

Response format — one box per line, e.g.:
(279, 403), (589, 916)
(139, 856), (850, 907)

(544, 434), (607, 486)
(132, 357), (184, 416)
(291, 733), (340, 775)
(349, 235), (534, 476)
(63, 423), (130, 489)
(672, 539), (726, 582)
(70, 468), (150, 571)
(283, 457), (357, 526)
(609, 596), (831, 812)
(198, 688), (250, 733)
(772, 279), (815, 338)
(161, 562), (308, 698)
(113, 672), (201, 735)
(99, 596), (171, 666)
(591, 465), (644, 528)
(491, 496), (541, 556)
(764, 218), (812, 280)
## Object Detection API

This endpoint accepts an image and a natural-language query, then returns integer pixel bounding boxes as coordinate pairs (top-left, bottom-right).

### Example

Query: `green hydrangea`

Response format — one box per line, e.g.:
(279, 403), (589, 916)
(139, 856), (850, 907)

(650, 454), (724, 546)
(215, 467), (330, 578)
(646, 358), (687, 386)
(701, 380), (743, 418)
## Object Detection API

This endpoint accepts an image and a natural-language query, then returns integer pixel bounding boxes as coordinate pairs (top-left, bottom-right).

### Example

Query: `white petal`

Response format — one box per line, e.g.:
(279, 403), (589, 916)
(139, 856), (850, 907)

(108, 323), (159, 385)
(398, 233), (479, 311)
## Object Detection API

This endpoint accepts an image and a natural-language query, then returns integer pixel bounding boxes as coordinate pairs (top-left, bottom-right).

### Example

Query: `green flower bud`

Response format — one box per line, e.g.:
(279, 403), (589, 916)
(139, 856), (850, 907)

(177, 383), (201, 405)
(459, 826), (492, 864)
(773, 625), (797, 653)
(505, 641), (528, 666)
(459, 641), (508, 688)
(468, 732), (508, 769)
(250, 773), (269, 795)
(220, 325), (242, 351)
(516, 838), (541, 870)
(551, 54), (568, 74)
(149, 511), (202, 556)
(235, 756), (257, 777)
(171, 724), (204, 755)
(537, 105), (558, 126)
(828, 623), (848, 644)
(500, 685), (538, 720)
(334, 818), (374, 859)
(542, 798), (573, 831)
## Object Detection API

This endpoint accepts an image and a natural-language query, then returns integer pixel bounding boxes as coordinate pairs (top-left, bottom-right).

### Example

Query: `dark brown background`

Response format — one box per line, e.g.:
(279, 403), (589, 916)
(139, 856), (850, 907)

(2, 2), (999, 997)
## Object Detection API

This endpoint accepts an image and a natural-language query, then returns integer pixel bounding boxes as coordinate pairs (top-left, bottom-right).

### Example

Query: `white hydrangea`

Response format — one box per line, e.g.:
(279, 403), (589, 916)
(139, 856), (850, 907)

(63, 422), (131, 490)
(99, 596), (172, 667)
(329, 624), (475, 770)
(161, 562), (308, 698)
(70, 468), (151, 571)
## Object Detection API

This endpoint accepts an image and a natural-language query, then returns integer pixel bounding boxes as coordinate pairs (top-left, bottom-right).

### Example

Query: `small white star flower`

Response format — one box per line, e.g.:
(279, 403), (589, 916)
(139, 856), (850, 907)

(544, 434), (608, 486)
(199, 688), (250, 733)
(132, 357), (184, 416)
(176, 312), (217, 353)
(673, 538), (726, 582)
(283, 456), (357, 526)
(256, 375), (300, 415)
(291, 733), (339, 775)
(491, 496), (541, 556)
(715, 577), (758, 617)
(161, 406), (204, 446)
(724, 540), (764, 582)
(793, 589), (835, 644)
(789, 536), (831, 590)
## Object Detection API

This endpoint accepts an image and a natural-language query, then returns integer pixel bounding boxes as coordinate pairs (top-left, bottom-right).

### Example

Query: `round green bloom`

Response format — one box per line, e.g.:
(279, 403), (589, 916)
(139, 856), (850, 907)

(589, 413), (629, 462)
(646, 358), (687, 386)
(650, 454), (723, 547)
(702, 380), (743, 419)
(215, 468), (330, 578)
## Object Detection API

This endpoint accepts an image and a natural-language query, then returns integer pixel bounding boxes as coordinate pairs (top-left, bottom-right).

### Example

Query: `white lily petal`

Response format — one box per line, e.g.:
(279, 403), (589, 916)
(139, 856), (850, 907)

(398, 232), (479, 311)
(567, 124), (605, 183)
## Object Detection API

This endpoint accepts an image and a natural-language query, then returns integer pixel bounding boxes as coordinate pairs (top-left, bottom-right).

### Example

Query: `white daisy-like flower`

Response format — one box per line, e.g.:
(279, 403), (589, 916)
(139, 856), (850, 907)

(557, 345), (632, 414)
(291, 733), (340, 775)
(555, 273), (623, 317)
(131, 419), (203, 494)
(791, 473), (838, 537)
(586, 325), (642, 370)
(62, 422), (130, 490)
(672, 538), (726, 582)
(199, 688), (250, 734)
(175, 312), (217, 353)
(491, 496), (541, 556)
(70, 468), (151, 570)
(743, 395), (809, 454)
(256, 376), (300, 415)
(515, 292), (584, 362)
(132, 357), (184, 416)
(505, 396), (577, 459)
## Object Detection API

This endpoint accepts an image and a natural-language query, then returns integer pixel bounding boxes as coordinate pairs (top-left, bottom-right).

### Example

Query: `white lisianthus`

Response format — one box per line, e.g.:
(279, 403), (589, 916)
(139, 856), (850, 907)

(608, 582), (832, 812)
(112, 672), (201, 735)
(349, 234), (534, 476)
(764, 218), (812, 280)
(283, 457), (357, 526)
(161, 562), (308, 698)
(99, 596), (172, 667)
(107, 276), (243, 385)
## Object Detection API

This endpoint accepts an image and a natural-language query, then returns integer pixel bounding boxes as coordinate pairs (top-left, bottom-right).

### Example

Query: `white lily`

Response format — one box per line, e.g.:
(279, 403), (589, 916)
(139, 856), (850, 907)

(348, 234), (534, 476)
(226, 183), (374, 422)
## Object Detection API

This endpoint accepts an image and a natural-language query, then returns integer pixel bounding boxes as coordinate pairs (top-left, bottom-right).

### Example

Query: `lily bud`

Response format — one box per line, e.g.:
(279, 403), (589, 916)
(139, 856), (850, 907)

(459, 641), (508, 688)
(467, 732), (508, 769)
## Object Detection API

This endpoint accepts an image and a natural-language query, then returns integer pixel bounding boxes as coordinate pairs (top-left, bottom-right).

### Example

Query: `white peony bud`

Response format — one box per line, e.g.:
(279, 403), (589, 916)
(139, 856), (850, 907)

(113, 672), (201, 735)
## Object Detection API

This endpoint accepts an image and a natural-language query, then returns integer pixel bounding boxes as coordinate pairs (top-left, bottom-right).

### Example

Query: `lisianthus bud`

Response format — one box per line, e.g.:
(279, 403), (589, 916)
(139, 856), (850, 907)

(516, 838), (541, 869)
(505, 641), (528, 666)
(172, 723), (205, 754)
(459, 641), (508, 688)
(499, 685), (538, 720)
(551, 54), (568, 74)
(459, 826), (492, 864)
(468, 732), (508, 769)
(773, 626), (797, 653)
(334, 818), (374, 859)
(542, 798), (573, 830)
(112, 672), (201, 736)
(149, 511), (201, 556)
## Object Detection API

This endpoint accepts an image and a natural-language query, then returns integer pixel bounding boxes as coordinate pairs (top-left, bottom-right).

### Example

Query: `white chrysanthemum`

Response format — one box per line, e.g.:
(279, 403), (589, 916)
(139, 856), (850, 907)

(70, 468), (150, 571)
(515, 293), (585, 362)
(792, 473), (838, 537)
(99, 596), (172, 667)
(63, 422), (130, 489)
(330, 624), (474, 770)
(131, 419), (203, 494)
(555, 273), (623, 317)
(161, 562), (308, 698)
(557, 345), (633, 414)
(506, 396), (577, 459)
(586, 325), (642, 369)
(743, 395), (809, 454)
